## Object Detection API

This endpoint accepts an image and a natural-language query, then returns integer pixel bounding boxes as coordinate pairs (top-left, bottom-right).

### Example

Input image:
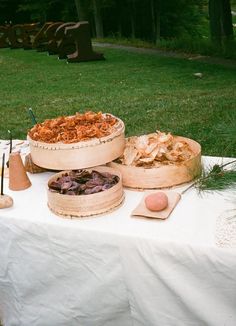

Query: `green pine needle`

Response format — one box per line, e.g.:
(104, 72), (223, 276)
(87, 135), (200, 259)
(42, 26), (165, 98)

(196, 160), (236, 192)
(182, 160), (236, 194)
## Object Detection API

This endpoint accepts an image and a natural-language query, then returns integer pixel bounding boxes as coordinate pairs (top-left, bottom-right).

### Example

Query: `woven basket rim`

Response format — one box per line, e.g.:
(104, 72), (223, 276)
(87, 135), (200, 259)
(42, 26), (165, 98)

(27, 114), (125, 150)
(112, 135), (201, 170)
(47, 166), (122, 197)
(48, 193), (125, 218)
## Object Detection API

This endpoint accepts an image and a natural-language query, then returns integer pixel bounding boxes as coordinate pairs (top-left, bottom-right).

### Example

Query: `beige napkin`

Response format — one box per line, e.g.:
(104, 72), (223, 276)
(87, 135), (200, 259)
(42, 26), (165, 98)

(132, 190), (181, 219)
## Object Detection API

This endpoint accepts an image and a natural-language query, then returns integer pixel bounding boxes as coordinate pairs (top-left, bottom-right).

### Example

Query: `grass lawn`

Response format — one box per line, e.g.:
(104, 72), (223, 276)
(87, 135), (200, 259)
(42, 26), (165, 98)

(0, 46), (235, 157)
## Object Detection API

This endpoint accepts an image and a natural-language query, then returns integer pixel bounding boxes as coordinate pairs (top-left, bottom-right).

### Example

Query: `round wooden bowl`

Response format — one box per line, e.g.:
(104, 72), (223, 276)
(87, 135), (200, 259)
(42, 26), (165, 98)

(47, 166), (124, 218)
(28, 116), (125, 170)
(108, 136), (201, 189)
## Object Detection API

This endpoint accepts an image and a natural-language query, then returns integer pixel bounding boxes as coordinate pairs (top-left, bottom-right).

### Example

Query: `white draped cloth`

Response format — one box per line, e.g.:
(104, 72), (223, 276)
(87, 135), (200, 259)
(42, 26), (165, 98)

(0, 154), (236, 326)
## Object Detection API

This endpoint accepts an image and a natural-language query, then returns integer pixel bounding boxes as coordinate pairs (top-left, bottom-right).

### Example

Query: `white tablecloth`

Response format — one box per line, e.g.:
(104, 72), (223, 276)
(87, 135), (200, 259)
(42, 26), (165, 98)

(0, 156), (236, 326)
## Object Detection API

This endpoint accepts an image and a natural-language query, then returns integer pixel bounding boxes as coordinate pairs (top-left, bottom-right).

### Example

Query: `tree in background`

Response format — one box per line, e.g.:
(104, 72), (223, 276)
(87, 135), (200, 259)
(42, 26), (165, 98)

(0, 0), (29, 23)
(74, 0), (87, 21)
(16, 0), (77, 23)
(209, 0), (234, 47)
(0, 0), (211, 40)
(0, 0), (234, 57)
(150, 0), (161, 44)
(17, 0), (58, 22)
(92, 0), (104, 38)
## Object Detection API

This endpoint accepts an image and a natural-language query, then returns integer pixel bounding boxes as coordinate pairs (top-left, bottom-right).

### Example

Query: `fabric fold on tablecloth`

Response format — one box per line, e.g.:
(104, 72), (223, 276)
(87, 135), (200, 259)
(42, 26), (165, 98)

(118, 236), (236, 326)
(0, 219), (133, 326)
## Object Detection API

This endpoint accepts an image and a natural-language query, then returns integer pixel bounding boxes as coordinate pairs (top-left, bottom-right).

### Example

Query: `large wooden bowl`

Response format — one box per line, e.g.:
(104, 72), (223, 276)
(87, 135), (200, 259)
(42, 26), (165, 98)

(47, 166), (124, 218)
(28, 116), (125, 170)
(108, 136), (201, 189)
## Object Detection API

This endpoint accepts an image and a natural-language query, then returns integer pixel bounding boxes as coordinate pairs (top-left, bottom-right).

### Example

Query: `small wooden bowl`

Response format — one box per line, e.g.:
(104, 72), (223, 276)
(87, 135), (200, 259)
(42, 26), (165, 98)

(28, 115), (125, 170)
(109, 136), (201, 189)
(47, 166), (124, 218)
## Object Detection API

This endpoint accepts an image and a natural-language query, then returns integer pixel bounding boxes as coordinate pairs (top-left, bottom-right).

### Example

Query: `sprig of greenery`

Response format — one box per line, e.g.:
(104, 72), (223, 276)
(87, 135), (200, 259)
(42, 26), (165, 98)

(182, 159), (236, 194)
(197, 160), (236, 191)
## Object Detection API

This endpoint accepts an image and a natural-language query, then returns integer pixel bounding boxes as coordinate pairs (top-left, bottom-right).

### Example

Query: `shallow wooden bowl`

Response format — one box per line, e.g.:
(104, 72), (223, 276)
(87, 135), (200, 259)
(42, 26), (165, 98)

(109, 136), (201, 189)
(28, 116), (125, 170)
(47, 166), (124, 218)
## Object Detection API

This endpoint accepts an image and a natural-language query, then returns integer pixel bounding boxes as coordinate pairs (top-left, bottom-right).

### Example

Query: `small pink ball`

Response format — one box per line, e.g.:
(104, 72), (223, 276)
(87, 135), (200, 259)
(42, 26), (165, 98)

(145, 192), (168, 211)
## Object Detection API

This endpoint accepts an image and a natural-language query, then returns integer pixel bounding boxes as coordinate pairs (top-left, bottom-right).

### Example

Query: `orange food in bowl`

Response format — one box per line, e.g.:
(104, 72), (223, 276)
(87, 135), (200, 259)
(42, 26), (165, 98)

(28, 111), (118, 144)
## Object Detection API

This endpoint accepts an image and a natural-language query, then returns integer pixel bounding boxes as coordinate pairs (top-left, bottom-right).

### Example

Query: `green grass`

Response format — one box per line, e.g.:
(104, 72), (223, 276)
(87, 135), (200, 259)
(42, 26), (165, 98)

(0, 47), (235, 157)
(156, 37), (236, 59)
(96, 35), (236, 59)
(95, 37), (158, 49)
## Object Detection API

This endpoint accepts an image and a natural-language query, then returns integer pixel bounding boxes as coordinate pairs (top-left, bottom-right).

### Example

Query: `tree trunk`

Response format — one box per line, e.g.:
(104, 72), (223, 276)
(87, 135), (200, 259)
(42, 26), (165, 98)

(208, 0), (222, 46)
(155, 0), (161, 44)
(221, 0), (234, 39)
(116, 0), (123, 37)
(92, 0), (104, 38)
(150, 0), (161, 44)
(74, 0), (87, 21)
(130, 0), (136, 39)
(150, 0), (156, 42)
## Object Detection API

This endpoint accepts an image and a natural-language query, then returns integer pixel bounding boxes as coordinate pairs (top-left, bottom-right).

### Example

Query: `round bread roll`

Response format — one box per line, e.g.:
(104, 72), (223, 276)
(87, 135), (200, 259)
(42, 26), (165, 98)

(0, 195), (13, 209)
(145, 192), (168, 211)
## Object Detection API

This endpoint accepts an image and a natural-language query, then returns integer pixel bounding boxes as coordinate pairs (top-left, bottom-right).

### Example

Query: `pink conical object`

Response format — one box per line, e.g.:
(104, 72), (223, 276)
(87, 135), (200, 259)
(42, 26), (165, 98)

(9, 152), (31, 191)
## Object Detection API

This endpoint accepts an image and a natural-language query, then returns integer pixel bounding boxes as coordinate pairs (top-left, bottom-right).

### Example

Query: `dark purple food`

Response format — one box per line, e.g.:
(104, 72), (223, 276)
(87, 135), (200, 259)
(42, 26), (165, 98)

(48, 169), (119, 195)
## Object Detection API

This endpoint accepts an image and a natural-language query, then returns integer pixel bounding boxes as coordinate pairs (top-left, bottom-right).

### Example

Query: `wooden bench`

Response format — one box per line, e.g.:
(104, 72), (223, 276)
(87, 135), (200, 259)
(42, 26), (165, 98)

(65, 22), (104, 63)
(8, 23), (40, 49)
(56, 22), (76, 59)
(33, 22), (63, 52)
(0, 25), (10, 48)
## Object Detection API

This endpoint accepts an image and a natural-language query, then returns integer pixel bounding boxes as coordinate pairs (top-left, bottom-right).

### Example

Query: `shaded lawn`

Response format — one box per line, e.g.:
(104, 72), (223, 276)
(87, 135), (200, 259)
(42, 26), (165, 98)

(0, 46), (235, 157)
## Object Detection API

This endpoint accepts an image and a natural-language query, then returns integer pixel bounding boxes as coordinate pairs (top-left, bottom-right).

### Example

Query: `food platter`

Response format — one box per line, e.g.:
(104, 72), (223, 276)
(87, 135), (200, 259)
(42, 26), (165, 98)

(109, 133), (201, 189)
(27, 112), (125, 170)
(47, 166), (124, 218)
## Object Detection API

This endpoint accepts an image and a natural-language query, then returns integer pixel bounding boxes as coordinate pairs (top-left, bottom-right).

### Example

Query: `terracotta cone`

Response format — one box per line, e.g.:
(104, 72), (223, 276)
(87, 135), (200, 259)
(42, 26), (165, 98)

(9, 152), (32, 191)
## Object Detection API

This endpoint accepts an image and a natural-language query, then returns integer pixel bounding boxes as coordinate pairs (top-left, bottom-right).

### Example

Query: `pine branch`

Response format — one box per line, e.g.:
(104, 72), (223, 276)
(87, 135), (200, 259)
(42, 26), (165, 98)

(182, 159), (236, 194)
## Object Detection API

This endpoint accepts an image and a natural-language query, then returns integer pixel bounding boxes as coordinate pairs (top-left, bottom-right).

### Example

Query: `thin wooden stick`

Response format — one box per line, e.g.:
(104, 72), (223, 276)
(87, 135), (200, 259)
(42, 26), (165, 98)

(28, 108), (37, 125)
(8, 130), (12, 153)
(6, 130), (12, 168)
(1, 153), (5, 195)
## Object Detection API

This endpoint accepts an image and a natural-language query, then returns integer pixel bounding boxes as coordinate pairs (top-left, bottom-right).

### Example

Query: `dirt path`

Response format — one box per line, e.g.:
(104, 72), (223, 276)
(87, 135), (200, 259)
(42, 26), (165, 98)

(93, 42), (236, 69)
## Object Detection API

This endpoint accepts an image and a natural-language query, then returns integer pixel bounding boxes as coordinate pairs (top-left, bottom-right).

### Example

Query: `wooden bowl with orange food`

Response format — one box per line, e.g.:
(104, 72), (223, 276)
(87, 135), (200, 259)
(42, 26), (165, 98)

(27, 111), (125, 170)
